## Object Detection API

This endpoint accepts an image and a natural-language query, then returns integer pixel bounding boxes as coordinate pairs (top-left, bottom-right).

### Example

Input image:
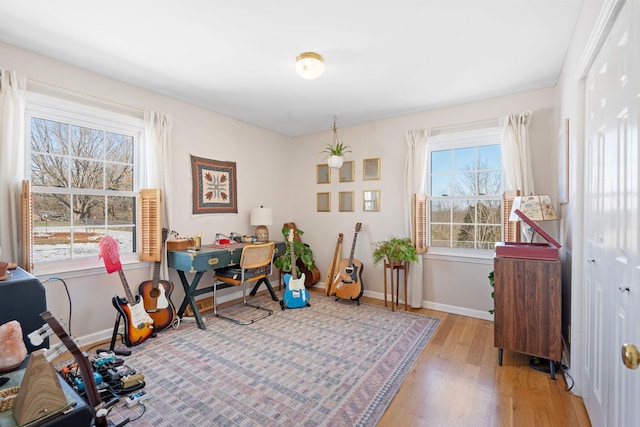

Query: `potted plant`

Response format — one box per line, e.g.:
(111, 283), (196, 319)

(274, 226), (316, 276)
(372, 236), (418, 265)
(322, 116), (351, 168)
(322, 141), (351, 168)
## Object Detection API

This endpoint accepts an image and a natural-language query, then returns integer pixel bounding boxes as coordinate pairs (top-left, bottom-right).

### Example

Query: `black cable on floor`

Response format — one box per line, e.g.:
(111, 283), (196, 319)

(560, 363), (574, 391)
(44, 277), (73, 336)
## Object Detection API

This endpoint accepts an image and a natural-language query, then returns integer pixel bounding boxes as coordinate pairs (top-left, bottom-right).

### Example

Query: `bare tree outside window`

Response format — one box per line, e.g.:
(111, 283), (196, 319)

(29, 115), (138, 264)
(429, 143), (502, 249)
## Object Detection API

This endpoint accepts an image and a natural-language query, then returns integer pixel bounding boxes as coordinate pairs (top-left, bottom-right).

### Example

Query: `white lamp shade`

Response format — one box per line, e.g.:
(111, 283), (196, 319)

(509, 195), (558, 222)
(250, 207), (273, 226)
(295, 52), (325, 80)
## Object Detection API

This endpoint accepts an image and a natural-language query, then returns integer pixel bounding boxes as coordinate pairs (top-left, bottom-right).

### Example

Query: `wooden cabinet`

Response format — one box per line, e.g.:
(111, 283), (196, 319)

(493, 256), (562, 378)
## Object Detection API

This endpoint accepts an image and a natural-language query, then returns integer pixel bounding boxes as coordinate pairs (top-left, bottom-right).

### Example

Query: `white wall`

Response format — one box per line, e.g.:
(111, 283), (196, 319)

(2, 39), (560, 343)
(554, 0), (606, 395)
(290, 87), (558, 319)
(1, 41), (292, 343)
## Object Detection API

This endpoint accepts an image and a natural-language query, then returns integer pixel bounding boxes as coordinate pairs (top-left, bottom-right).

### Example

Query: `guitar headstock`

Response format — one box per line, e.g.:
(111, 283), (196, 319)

(287, 228), (295, 243)
(99, 235), (122, 274)
(338, 233), (343, 242)
(355, 222), (362, 233)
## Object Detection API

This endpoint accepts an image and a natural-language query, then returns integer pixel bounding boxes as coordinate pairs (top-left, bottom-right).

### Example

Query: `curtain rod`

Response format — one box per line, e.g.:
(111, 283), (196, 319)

(430, 117), (500, 136)
(26, 78), (145, 116)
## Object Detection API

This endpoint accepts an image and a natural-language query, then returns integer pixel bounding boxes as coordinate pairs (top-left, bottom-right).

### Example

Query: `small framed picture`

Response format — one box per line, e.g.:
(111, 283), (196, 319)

(317, 192), (331, 212)
(339, 161), (355, 182)
(363, 158), (381, 180)
(339, 191), (354, 212)
(363, 190), (380, 211)
(317, 164), (330, 184)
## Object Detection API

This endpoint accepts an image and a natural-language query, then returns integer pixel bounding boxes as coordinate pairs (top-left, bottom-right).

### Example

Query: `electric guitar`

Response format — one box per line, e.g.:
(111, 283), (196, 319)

(280, 229), (310, 309)
(332, 223), (364, 303)
(139, 228), (176, 330)
(284, 222), (321, 288)
(99, 235), (154, 347)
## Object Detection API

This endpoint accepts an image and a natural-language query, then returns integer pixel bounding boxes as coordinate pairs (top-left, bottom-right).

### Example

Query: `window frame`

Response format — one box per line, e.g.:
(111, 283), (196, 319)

(425, 126), (503, 259)
(25, 92), (146, 276)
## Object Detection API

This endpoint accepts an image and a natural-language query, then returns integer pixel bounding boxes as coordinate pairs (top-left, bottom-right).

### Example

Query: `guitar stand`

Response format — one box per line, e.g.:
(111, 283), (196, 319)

(97, 312), (131, 357)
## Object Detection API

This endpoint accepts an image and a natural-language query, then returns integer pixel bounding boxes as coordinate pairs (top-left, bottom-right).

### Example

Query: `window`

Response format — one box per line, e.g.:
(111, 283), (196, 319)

(427, 127), (502, 251)
(26, 93), (144, 272)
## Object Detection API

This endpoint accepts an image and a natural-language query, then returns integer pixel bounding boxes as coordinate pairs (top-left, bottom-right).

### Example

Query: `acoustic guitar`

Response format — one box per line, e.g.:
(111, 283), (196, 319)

(325, 233), (343, 296)
(99, 235), (154, 347)
(139, 228), (176, 330)
(332, 223), (364, 303)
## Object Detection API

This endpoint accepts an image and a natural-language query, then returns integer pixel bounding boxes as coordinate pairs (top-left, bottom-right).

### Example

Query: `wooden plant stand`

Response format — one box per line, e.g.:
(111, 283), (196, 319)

(383, 261), (409, 311)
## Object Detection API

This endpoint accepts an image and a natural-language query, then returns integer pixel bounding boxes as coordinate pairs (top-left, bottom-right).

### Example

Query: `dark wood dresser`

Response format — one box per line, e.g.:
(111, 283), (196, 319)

(493, 256), (562, 378)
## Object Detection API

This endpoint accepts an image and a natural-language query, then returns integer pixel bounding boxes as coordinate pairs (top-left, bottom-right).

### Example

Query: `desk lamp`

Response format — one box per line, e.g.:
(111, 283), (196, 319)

(250, 206), (273, 242)
(509, 194), (557, 242)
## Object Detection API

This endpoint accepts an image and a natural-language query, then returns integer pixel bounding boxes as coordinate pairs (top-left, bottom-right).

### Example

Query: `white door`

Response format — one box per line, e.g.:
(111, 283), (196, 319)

(583, 1), (640, 426)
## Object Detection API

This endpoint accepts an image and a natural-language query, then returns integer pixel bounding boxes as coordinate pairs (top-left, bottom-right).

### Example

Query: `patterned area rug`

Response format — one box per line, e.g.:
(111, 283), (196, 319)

(105, 293), (440, 427)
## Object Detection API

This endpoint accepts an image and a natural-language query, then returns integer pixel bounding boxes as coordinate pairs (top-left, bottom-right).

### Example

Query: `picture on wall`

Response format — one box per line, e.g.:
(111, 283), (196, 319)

(317, 164), (331, 184)
(317, 192), (331, 212)
(191, 155), (238, 214)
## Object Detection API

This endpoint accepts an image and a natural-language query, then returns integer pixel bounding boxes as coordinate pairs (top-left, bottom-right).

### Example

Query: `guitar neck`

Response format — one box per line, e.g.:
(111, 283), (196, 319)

(152, 260), (161, 288)
(118, 270), (136, 303)
(348, 232), (359, 265)
(289, 240), (298, 280)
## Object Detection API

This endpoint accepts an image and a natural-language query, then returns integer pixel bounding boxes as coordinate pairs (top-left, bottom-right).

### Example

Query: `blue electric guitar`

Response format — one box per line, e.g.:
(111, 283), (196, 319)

(280, 229), (310, 309)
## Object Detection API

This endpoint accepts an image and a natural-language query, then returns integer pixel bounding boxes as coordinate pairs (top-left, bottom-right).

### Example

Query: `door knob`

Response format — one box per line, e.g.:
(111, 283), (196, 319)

(619, 285), (630, 293)
(587, 258), (595, 263)
(622, 343), (639, 369)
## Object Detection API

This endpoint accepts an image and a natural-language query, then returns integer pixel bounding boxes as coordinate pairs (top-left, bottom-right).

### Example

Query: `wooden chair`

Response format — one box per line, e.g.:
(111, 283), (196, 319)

(212, 242), (275, 325)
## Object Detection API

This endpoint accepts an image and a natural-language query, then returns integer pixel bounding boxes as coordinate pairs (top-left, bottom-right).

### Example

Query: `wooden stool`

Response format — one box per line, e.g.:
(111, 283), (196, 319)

(383, 261), (408, 311)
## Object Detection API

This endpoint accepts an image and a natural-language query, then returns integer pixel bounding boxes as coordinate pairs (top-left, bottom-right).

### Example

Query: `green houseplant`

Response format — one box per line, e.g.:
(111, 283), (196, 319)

(372, 236), (418, 265)
(321, 116), (351, 168)
(274, 226), (316, 276)
(321, 141), (352, 158)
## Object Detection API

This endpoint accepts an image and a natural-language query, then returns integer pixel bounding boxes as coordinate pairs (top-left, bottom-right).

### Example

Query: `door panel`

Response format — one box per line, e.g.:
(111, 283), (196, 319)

(583, 2), (639, 426)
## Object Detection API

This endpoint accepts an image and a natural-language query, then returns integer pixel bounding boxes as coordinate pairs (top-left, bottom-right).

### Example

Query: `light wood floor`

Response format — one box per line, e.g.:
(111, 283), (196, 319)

(351, 293), (592, 427)
(66, 288), (591, 426)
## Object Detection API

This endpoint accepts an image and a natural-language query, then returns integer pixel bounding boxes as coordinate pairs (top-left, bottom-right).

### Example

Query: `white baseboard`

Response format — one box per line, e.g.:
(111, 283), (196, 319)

(75, 281), (492, 350)
(321, 281), (494, 321)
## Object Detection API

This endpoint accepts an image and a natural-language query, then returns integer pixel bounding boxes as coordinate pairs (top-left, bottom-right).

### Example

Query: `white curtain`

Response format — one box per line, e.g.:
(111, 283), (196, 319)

(501, 112), (534, 195)
(404, 129), (428, 308)
(143, 111), (173, 280)
(0, 70), (26, 264)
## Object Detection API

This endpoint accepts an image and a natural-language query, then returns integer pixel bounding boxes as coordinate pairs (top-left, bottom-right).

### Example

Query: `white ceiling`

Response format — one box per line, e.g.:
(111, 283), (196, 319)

(0, 0), (584, 137)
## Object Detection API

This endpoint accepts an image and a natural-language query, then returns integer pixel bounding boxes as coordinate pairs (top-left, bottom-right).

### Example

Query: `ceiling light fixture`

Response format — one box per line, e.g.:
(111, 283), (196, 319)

(295, 52), (325, 80)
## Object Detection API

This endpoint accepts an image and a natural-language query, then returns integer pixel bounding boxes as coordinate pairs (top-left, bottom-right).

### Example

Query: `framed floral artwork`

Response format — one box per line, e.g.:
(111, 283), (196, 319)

(190, 155), (238, 214)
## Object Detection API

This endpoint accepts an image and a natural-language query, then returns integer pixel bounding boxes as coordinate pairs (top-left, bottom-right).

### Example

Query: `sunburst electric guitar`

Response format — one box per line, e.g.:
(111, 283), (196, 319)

(139, 228), (176, 330)
(99, 235), (154, 347)
(332, 223), (364, 304)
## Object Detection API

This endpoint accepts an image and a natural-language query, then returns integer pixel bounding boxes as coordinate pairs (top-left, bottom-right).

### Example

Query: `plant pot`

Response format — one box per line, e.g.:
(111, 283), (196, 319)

(327, 155), (344, 168)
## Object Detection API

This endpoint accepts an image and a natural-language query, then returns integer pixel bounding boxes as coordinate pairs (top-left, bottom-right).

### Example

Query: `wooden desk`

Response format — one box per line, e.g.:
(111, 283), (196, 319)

(167, 242), (285, 329)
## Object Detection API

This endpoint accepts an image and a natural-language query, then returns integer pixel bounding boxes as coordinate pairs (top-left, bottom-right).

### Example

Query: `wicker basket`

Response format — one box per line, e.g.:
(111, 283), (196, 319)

(0, 386), (20, 411)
